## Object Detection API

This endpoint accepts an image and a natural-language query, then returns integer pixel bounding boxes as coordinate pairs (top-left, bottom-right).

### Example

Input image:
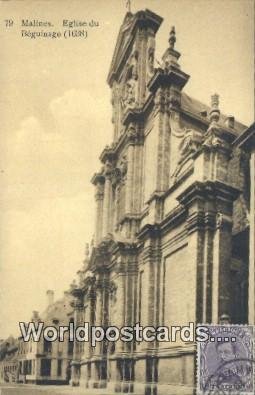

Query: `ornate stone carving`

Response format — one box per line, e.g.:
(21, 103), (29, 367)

(119, 155), (128, 179)
(203, 93), (231, 153)
(169, 26), (176, 50)
(110, 155), (128, 187)
(209, 93), (220, 123)
(108, 280), (117, 303)
(84, 270), (96, 286)
(168, 87), (181, 110)
(179, 130), (202, 156)
(130, 50), (139, 79)
(216, 212), (223, 229)
(104, 159), (113, 177)
(162, 26), (181, 71)
(126, 123), (142, 144)
(203, 132), (231, 151)
(120, 51), (139, 111)
(123, 79), (137, 109)
(127, 123), (137, 139)
(111, 167), (121, 186)
(215, 212), (232, 230)
(154, 87), (165, 111)
(172, 129), (202, 179)
(148, 47), (155, 75)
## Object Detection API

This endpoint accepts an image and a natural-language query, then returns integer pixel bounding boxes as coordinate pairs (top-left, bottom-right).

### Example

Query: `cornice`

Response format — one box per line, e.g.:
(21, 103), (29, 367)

(137, 223), (161, 241)
(148, 67), (190, 93)
(99, 146), (116, 164)
(160, 204), (187, 234)
(177, 180), (240, 207)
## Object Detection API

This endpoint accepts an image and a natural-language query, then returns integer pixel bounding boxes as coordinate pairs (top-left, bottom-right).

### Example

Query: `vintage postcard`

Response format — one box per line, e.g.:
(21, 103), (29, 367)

(0, 1), (254, 394)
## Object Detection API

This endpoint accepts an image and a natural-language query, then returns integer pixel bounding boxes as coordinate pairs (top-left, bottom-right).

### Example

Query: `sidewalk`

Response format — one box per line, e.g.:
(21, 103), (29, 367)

(46, 385), (114, 395)
(0, 383), (127, 395)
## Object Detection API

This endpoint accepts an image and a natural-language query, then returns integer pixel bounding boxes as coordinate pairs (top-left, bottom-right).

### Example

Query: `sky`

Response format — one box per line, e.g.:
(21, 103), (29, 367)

(0, 0), (254, 339)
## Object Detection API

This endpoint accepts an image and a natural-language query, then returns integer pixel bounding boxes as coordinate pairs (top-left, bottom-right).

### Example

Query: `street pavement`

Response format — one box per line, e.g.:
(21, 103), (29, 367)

(0, 383), (114, 395)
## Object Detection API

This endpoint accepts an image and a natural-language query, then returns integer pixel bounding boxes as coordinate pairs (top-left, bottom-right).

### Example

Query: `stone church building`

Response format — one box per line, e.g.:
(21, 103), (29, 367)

(70, 9), (254, 395)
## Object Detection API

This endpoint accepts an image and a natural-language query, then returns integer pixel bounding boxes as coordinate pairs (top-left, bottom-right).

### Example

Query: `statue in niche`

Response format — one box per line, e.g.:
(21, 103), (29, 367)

(120, 51), (138, 111)
(119, 155), (128, 180)
(148, 47), (155, 75)
(124, 79), (136, 108)
(104, 159), (113, 177)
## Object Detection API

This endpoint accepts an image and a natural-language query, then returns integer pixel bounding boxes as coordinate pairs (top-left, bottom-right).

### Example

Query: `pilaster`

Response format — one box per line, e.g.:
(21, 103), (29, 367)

(178, 181), (240, 324)
(70, 289), (83, 386)
(92, 174), (104, 245)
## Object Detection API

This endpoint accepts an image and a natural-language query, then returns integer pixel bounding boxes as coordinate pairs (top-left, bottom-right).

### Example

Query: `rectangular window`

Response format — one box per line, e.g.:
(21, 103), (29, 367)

(43, 339), (52, 353)
(40, 359), (51, 376)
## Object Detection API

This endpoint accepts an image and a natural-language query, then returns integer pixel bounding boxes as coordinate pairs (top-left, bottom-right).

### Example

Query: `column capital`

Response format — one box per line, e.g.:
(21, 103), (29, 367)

(91, 172), (105, 186)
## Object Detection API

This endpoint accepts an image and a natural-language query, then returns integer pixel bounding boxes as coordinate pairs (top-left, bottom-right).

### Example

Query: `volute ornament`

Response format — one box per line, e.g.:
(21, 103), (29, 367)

(172, 129), (202, 180)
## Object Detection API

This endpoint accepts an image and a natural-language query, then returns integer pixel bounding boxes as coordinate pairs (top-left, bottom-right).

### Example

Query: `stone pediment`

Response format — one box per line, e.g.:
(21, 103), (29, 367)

(107, 9), (162, 86)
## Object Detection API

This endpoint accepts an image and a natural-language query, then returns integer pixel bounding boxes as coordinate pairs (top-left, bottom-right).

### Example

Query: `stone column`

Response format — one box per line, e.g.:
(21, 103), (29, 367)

(156, 88), (171, 193)
(125, 139), (135, 214)
(70, 292), (83, 386)
(81, 283), (96, 382)
(87, 279), (107, 389)
(114, 271), (126, 354)
(94, 283), (103, 357)
(102, 172), (112, 238)
(249, 149), (255, 324)
(84, 288), (95, 360)
(94, 180), (104, 245)
(203, 227), (214, 323)
(133, 144), (144, 214)
(211, 212), (233, 322)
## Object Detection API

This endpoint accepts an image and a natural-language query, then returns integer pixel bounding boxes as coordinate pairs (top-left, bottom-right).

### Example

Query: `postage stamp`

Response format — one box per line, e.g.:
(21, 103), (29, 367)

(197, 325), (254, 395)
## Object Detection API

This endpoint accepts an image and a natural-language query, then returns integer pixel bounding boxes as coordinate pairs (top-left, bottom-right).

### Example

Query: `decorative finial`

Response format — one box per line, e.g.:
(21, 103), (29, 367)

(169, 26), (176, 50)
(126, 0), (131, 13)
(211, 93), (219, 109)
(209, 93), (220, 123)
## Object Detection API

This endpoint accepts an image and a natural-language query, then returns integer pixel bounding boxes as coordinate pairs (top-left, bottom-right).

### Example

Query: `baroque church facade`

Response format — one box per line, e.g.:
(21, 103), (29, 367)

(70, 9), (254, 395)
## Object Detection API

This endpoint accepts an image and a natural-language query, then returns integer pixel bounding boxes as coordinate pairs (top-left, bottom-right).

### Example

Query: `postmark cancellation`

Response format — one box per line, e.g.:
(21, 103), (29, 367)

(197, 325), (254, 395)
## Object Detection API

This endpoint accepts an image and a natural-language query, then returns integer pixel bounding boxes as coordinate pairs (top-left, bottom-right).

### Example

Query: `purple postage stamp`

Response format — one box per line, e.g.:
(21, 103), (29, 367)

(197, 325), (254, 395)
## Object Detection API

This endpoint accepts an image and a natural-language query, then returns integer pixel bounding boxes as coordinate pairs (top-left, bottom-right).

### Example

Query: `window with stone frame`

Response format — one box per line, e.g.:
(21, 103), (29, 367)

(43, 339), (52, 354)
(40, 358), (51, 376)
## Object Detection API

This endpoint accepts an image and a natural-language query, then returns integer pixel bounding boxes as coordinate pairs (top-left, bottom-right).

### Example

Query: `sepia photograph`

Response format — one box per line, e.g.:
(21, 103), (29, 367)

(0, 0), (254, 394)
